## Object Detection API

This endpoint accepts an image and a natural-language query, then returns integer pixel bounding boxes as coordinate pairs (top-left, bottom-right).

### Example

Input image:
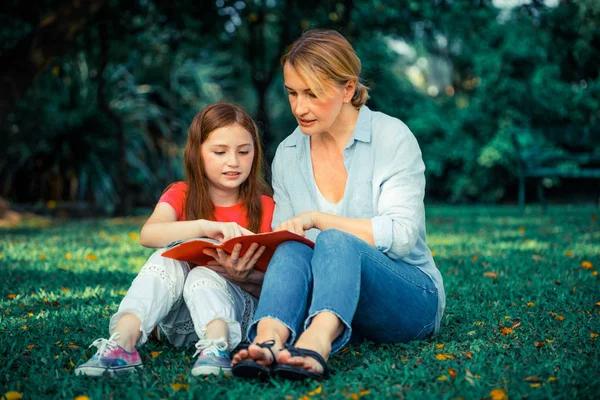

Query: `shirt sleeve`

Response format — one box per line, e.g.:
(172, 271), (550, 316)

(260, 195), (276, 233)
(271, 145), (295, 230)
(371, 123), (426, 260)
(158, 182), (187, 221)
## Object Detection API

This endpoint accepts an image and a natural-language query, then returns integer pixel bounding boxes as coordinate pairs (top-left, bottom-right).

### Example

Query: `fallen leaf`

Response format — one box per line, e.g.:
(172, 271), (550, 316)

(534, 341), (545, 348)
(499, 327), (514, 335)
(548, 377), (558, 382)
(170, 383), (189, 391)
(448, 368), (457, 379)
(472, 255), (478, 262)
(151, 351), (162, 358)
(27, 344), (35, 350)
(465, 352), (473, 359)
(591, 333), (599, 339)
(545, 338), (554, 343)
(581, 261), (593, 269)
(489, 388), (507, 400)
(308, 386), (322, 396)
(436, 343), (445, 349)
(61, 287), (68, 293)
(437, 375), (448, 381)
(526, 302), (535, 307)
(555, 315), (564, 321)
(530, 383), (543, 388)
(592, 271), (598, 276)
(555, 280), (561, 285)
(435, 353), (454, 360)
(565, 250), (573, 257)
(595, 302), (600, 307)
(86, 254), (97, 261)
(65, 253), (72, 259)
(68, 344), (80, 349)
(510, 319), (521, 329)
(524, 376), (541, 382)
(484, 271), (498, 279)
(2, 392), (23, 400)
(6, 294), (17, 300)
(74, 397), (91, 400)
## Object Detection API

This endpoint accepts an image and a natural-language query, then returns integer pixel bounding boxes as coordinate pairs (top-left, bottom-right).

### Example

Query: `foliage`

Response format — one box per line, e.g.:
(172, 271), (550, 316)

(1, 206), (599, 398)
(1, 0), (599, 210)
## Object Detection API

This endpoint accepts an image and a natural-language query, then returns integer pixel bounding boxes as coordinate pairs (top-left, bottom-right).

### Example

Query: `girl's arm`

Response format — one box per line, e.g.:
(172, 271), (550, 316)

(139, 203), (251, 248)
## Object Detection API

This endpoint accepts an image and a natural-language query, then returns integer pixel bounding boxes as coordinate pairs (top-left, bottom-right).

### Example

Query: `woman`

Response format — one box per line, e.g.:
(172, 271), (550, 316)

(232, 29), (445, 380)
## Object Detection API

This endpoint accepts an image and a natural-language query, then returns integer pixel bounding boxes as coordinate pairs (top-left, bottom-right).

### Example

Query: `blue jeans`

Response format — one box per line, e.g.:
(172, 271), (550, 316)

(248, 229), (438, 353)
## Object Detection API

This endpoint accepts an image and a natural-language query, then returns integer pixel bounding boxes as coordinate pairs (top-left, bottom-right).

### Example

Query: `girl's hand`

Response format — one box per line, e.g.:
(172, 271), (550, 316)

(201, 220), (254, 242)
(275, 212), (316, 236)
(202, 242), (266, 281)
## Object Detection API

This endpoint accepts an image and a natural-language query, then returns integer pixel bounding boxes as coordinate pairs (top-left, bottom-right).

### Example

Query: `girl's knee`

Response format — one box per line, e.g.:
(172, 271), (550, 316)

(184, 267), (228, 294)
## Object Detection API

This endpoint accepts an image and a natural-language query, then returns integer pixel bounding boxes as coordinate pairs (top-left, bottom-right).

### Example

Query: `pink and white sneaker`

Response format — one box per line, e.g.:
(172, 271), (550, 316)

(75, 332), (143, 377)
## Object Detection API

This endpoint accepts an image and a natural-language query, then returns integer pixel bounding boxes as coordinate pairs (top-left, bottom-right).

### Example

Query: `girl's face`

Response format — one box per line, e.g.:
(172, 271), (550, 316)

(283, 62), (351, 137)
(201, 123), (255, 197)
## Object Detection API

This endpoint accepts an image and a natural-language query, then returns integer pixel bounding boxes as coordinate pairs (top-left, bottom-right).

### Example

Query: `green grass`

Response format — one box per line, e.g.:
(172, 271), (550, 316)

(1, 206), (599, 399)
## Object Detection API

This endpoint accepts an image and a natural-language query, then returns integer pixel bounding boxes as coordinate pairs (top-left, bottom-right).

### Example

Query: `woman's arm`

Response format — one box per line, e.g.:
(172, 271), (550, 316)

(275, 212), (374, 245)
(139, 203), (251, 248)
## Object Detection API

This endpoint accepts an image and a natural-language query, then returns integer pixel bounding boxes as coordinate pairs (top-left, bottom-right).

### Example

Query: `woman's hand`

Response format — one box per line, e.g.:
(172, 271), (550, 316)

(201, 220), (254, 242)
(202, 242), (266, 281)
(275, 212), (317, 236)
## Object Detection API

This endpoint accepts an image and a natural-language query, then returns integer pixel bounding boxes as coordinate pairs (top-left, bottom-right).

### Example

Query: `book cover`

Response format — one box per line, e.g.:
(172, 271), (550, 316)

(162, 231), (315, 272)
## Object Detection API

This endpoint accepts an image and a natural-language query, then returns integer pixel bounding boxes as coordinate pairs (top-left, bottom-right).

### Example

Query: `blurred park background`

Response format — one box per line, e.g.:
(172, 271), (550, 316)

(1, 0), (599, 219)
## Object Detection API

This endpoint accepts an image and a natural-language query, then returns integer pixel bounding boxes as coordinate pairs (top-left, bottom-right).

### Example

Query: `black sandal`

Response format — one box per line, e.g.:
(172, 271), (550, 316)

(231, 340), (277, 380)
(272, 345), (330, 380)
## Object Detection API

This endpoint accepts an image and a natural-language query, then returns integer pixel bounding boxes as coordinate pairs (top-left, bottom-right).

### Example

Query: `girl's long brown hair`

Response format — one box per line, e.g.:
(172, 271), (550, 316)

(183, 102), (271, 233)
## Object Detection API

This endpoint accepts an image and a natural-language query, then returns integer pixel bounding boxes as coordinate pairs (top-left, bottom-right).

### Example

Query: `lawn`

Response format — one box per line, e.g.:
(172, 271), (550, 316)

(1, 206), (599, 399)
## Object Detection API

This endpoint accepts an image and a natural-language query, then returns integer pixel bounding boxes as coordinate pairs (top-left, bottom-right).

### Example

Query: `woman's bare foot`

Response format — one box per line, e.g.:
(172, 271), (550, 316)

(277, 328), (332, 375)
(232, 319), (288, 367)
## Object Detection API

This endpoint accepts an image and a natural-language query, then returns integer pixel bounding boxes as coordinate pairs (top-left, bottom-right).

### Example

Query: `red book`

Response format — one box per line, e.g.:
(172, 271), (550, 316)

(162, 231), (315, 273)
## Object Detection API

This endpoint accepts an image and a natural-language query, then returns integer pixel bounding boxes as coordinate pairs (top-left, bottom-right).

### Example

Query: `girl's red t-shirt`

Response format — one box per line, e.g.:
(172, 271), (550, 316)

(158, 181), (274, 233)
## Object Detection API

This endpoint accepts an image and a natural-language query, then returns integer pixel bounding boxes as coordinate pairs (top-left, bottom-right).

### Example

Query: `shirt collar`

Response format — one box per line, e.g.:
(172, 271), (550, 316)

(285, 105), (372, 147)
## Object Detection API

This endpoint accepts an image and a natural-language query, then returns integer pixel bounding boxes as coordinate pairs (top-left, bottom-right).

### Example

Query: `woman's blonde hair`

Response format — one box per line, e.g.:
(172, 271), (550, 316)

(281, 29), (369, 108)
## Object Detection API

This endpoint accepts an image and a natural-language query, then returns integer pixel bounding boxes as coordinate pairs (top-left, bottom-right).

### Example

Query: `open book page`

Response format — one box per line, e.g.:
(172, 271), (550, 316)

(162, 231), (314, 272)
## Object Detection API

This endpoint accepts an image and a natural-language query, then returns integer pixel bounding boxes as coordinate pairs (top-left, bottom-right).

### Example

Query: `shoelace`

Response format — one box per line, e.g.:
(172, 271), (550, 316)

(89, 332), (121, 357)
(193, 336), (228, 358)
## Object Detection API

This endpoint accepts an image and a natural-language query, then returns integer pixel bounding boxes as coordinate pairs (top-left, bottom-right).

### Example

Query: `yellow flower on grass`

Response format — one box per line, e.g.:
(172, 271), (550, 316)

(65, 253), (72, 260)
(581, 261), (593, 269)
(129, 232), (139, 240)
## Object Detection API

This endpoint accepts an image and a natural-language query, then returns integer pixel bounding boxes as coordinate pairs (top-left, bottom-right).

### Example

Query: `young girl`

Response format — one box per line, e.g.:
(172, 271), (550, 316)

(75, 102), (274, 377)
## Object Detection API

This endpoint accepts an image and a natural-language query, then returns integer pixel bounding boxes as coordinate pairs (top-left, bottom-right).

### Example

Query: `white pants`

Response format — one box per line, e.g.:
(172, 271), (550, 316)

(109, 249), (257, 349)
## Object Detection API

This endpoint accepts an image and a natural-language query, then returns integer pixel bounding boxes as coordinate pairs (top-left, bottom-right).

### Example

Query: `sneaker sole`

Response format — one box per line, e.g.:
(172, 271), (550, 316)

(75, 364), (142, 377)
(191, 365), (232, 376)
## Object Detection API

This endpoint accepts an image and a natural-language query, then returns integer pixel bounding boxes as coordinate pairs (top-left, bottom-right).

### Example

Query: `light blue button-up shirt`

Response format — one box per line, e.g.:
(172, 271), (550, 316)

(271, 105), (445, 333)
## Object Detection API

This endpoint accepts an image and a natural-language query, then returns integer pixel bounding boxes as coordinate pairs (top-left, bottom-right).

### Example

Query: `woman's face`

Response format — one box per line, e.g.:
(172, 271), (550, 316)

(283, 63), (349, 136)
